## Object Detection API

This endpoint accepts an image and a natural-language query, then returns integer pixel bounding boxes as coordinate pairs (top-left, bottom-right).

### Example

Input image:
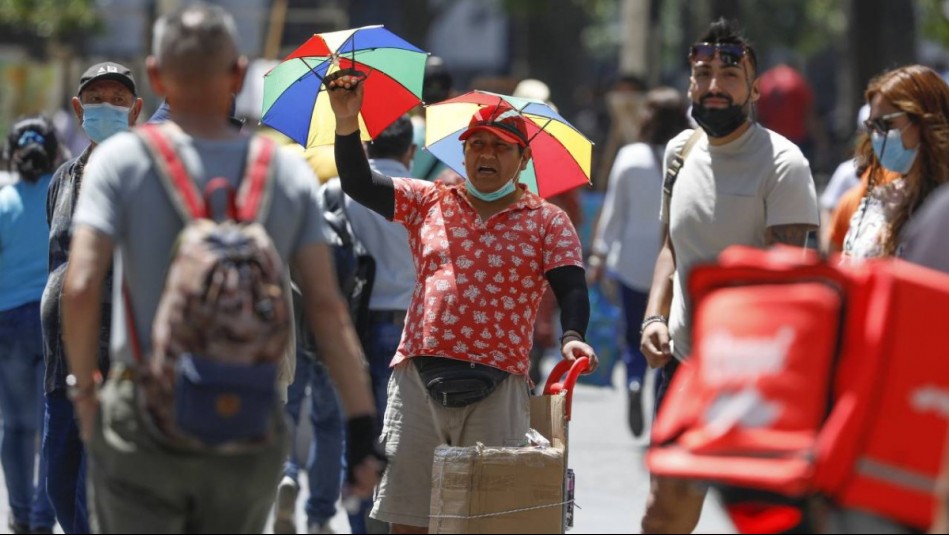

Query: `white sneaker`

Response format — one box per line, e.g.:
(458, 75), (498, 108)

(273, 476), (299, 534)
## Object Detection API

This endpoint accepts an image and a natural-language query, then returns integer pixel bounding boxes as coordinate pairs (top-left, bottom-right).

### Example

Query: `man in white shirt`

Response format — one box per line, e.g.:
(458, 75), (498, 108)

(639, 18), (819, 533)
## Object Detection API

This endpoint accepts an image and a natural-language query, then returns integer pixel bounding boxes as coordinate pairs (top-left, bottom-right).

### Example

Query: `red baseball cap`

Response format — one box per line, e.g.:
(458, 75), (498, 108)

(458, 104), (530, 148)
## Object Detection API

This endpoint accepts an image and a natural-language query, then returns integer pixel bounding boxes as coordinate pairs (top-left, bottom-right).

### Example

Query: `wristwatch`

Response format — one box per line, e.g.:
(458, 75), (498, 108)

(66, 372), (102, 403)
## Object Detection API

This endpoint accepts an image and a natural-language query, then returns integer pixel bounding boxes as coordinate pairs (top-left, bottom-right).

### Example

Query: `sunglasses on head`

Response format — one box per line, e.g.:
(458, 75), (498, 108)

(689, 42), (747, 67)
(863, 111), (909, 135)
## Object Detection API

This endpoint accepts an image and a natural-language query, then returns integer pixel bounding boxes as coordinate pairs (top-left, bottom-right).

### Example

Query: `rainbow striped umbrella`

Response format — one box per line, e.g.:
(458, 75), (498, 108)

(262, 25), (427, 147)
(424, 91), (592, 198)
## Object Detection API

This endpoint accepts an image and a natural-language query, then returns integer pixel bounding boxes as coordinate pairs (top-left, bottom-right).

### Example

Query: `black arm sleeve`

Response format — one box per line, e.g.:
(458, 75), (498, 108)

(334, 131), (395, 219)
(545, 265), (590, 338)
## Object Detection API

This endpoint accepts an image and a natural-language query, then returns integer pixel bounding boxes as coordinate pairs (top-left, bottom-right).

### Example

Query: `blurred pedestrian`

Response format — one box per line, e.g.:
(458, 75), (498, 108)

(411, 56), (454, 182)
(756, 62), (828, 166)
(902, 185), (949, 535)
(327, 69), (598, 533)
(589, 86), (689, 438)
(61, 4), (380, 532)
(841, 64), (949, 260)
(0, 115), (58, 534)
(273, 346), (345, 535)
(595, 74), (648, 189)
(639, 19), (818, 533)
(275, 115), (416, 533)
(41, 61), (142, 535)
(901, 184), (949, 273)
(345, 114), (418, 534)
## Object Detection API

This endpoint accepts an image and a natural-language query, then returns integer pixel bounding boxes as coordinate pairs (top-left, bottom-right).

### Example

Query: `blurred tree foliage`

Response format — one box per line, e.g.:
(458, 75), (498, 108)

(0, 0), (100, 44)
(661, 0), (847, 66)
(918, 0), (949, 45)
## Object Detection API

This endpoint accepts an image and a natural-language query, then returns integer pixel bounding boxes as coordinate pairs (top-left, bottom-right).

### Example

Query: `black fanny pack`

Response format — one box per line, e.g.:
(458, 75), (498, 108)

(413, 357), (510, 408)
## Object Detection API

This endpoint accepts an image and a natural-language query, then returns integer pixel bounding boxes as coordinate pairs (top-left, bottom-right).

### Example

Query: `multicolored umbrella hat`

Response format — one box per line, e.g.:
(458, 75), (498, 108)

(424, 90), (592, 198)
(262, 25), (427, 147)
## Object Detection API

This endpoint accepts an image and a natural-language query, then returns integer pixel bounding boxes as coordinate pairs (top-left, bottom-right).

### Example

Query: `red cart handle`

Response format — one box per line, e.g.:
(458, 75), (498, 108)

(542, 357), (590, 421)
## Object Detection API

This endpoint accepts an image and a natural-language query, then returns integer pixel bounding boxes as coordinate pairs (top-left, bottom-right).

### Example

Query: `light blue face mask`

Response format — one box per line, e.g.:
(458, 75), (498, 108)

(465, 155), (524, 202)
(82, 103), (131, 143)
(871, 128), (917, 174)
(466, 177), (517, 202)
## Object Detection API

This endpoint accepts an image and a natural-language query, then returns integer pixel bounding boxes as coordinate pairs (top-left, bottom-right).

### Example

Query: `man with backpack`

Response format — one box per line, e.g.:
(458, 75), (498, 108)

(61, 4), (380, 532)
(638, 19), (818, 533)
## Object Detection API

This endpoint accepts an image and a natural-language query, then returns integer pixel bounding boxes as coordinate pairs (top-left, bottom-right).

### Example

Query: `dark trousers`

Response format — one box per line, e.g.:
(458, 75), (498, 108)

(619, 284), (651, 389)
(42, 390), (90, 534)
(654, 359), (680, 415)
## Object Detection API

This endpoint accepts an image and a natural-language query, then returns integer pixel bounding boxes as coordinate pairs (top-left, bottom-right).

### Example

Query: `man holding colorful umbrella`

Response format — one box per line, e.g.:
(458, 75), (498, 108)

(327, 72), (598, 532)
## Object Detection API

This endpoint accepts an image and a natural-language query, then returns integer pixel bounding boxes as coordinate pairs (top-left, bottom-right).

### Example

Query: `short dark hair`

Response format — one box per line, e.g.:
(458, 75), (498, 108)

(152, 2), (239, 78)
(696, 18), (758, 75)
(368, 115), (414, 160)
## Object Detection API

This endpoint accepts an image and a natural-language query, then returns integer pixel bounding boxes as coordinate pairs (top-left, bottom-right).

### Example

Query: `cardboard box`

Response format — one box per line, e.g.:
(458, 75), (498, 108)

(429, 393), (569, 534)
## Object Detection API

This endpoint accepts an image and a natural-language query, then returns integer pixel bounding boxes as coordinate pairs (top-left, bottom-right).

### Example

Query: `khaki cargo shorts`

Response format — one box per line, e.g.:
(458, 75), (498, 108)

(370, 359), (530, 527)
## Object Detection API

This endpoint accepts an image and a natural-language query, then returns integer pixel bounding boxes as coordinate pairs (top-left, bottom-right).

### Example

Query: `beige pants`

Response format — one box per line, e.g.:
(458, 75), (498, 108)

(370, 360), (530, 527)
(86, 369), (289, 533)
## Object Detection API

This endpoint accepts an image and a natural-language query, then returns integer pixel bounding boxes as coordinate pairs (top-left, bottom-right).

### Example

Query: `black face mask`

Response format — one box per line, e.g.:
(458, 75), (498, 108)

(690, 94), (749, 138)
(12, 145), (52, 183)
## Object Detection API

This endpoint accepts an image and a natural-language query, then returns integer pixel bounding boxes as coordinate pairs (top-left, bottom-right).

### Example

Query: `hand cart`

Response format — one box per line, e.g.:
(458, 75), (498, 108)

(429, 356), (591, 534)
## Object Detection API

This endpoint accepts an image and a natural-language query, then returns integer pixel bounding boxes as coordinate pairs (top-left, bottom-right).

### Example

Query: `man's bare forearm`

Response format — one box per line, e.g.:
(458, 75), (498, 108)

(766, 223), (817, 248)
(62, 227), (113, 389)
(645, 233), (676, 319)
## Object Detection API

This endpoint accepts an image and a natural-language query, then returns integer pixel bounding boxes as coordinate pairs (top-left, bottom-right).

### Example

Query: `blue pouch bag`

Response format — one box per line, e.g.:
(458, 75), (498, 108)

(174, 354), (277, 445)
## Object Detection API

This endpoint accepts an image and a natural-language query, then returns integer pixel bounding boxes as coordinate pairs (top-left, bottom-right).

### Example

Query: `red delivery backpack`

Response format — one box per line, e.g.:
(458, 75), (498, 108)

(647, 245), (949, 531)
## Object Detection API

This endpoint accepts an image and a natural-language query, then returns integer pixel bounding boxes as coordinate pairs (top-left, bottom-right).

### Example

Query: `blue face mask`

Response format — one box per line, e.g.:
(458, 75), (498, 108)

(871, 128), (917, 174)
(465, 153), (524, 202)
(82, 103), (131, 143)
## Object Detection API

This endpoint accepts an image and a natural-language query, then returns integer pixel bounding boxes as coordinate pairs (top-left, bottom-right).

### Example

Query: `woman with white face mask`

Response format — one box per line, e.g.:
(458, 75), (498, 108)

(842, 65), (949, 260)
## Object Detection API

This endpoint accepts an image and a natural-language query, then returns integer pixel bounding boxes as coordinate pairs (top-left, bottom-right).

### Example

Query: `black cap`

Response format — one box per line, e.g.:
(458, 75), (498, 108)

(78, 62), (136, 96)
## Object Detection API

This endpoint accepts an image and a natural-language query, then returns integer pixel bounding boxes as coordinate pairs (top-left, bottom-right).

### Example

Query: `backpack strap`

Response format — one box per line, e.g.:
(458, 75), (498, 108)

(662, 128), (705, 200)
(137, 122), (278, 223)
(236, 135), (277, 223)
(123, 284), (145, 363)
(138, 122), (205, 221)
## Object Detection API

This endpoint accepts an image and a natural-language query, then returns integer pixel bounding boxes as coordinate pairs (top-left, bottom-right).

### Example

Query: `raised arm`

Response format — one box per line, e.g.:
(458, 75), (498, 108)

(326, 71), (395, 219)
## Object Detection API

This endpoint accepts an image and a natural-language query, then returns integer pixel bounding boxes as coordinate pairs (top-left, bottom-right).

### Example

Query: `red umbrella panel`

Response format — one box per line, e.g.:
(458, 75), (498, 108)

(262, 25), (428, 147)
